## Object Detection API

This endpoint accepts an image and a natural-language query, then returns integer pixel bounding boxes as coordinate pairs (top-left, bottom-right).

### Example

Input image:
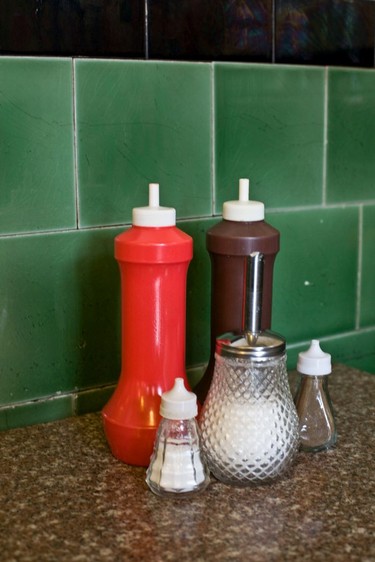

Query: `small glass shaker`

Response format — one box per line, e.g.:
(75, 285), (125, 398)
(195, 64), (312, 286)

(294, 340), (337, 452)
(146, 378), (210, 497)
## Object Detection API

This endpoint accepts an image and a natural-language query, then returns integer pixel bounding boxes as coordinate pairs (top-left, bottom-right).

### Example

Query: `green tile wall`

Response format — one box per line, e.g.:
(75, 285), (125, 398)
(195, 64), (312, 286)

(0, 58), (76, 234)
(0, 229), (120, 404)
(75, 60), (212, 227)
(214, 64), (325, 211)
(0, 58), (374, 429)
(270, 207), (358, 343)
(326, 69), (375, 204)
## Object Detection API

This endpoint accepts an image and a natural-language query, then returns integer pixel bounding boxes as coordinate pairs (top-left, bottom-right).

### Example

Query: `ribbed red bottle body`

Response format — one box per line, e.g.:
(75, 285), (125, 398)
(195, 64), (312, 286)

(102, 226), (193, 466)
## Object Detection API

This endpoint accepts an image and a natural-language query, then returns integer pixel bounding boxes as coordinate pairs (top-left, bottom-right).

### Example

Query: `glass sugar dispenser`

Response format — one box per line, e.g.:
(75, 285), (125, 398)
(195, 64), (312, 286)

(294, 340), (337, 452)
(146, 378), (210, 497)
(199, 252), (299, 486)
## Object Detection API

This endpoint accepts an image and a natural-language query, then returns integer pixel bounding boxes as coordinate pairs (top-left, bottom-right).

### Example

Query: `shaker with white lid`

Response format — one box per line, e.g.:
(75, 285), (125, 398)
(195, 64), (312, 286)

(294, 340), (337, 452)
(146, 378), (210, 496)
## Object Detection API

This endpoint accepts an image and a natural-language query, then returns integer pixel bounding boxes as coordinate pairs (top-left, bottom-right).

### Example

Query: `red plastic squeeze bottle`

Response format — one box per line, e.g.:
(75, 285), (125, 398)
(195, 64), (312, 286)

(102, 183), (193, 467)
(194, 178), (280, 403)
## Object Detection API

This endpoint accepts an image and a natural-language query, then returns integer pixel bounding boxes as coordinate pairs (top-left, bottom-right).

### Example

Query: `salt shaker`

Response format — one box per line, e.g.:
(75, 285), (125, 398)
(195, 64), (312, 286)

(199, 253), (299, 486)
(294, 340), (337, 452)
(146, 378), (210, 497)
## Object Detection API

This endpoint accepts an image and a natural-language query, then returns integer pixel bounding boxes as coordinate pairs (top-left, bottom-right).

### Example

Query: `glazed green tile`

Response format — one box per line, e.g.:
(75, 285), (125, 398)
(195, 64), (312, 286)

(326, 68), (375, 204)
(361, 206), (375, 327)
(75, 385), (115, 416)
(75, 60), (212, 227)
(319, 331), (375, 375)
(0, 395), (74, 431)
(269, 207), (358, 344)
(214, 64), (325, 212)
(0, 57), (76, 234)
(0, 228), (121, 407)
(180, 218), (214, 368)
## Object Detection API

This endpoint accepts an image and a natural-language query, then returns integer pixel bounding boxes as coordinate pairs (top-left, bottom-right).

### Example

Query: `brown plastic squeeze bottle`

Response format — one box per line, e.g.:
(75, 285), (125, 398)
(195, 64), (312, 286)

(194, 178), (280, 403)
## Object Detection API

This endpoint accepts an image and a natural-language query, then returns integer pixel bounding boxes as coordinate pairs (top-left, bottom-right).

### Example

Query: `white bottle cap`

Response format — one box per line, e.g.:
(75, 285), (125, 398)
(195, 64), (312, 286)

(132, 183), (176, 227)
(160, 378), (198, 420)
(222, 179), (265, 222)
(297, 340), (332, 376)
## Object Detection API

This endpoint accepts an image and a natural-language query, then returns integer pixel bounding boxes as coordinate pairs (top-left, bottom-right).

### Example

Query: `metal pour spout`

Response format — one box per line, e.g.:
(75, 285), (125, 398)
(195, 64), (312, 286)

(215, 249), (285, 359)
(243, 252), (264, 346)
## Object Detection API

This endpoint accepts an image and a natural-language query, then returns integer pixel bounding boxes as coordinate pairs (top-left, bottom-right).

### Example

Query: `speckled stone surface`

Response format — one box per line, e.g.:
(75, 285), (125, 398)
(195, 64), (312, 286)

(0, 365), (374, 562)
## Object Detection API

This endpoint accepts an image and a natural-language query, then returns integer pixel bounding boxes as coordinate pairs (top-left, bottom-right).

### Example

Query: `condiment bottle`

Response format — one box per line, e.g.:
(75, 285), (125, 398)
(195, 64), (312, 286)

(146, 378), (210, 497)
(102, 184), (193, 467)
(195, 178), (280, 403)
(199, 253), (299, 486)
(294, 340), (337, 452)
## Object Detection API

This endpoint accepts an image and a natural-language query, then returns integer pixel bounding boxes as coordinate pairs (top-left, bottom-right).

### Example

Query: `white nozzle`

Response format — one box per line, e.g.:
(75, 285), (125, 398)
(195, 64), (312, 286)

(160, 378), (198, 420)
(132, 183), (176, 227)
(297, 339), (332, 376)
(223, 178), (265, 222)
(239, 178), (250, 201)
(149, 183), (160, 207)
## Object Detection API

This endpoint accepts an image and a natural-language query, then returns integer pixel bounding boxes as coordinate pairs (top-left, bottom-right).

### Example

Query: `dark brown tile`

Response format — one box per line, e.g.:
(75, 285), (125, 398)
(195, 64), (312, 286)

(148, 0), (273, 62)
(276, 0), (375, 67)
(0, 0), (144, 57)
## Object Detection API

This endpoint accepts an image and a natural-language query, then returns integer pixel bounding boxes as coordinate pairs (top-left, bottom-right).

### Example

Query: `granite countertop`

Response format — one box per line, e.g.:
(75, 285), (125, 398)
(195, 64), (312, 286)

(0, 364), (374, 562)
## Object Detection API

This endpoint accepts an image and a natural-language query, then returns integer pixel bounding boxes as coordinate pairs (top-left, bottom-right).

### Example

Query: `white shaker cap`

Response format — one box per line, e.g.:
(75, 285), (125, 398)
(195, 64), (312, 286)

(297, 340), (332, 376)
(160, 378), (198, 420)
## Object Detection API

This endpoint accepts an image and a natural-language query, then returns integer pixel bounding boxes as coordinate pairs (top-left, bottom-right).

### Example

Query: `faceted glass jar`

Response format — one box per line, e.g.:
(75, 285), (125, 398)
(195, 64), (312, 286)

(199, 352), (299, 486)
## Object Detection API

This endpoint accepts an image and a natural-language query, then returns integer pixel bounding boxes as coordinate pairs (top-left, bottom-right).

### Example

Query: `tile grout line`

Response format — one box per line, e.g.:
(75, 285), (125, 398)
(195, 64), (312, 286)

(2, 200), (375, 240)
(144, 0), (149, 59)
(3, 320), (375, 420)
(211, 63), (216, 216)
(272, 0), (276, 64)
(267, 200), (375, 213)
(322, 66), (329, 206)
(286, 323), (375, 350)
(355, 205), (364, 330)
(72, 59), (81, 229)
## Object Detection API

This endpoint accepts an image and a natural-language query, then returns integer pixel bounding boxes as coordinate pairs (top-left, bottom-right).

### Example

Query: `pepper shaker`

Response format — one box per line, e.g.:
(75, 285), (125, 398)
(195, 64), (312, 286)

(294, 340), (337, 452)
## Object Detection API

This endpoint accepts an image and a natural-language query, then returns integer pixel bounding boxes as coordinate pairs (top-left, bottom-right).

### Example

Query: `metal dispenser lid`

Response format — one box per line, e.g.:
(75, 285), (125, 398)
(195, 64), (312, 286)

(215, 251), (286, 359)
(216, 331), (285, 359)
